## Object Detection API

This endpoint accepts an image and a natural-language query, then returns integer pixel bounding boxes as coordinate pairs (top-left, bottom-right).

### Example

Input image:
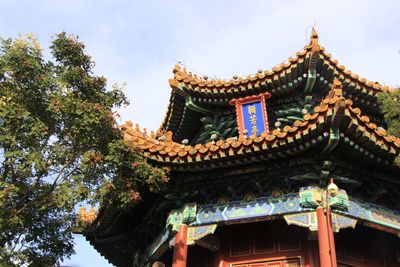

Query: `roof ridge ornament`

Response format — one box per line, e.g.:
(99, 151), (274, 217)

(321, 79), (346, 155)
(172, 63), (181, 74)
(77, 206), (98, 225)
(310, 27), (320, 53)
(304, 28), (320, 94)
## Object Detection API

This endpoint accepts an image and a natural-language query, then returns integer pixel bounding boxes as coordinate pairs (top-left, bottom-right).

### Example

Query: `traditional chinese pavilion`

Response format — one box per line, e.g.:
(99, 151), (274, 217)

(80, 29), (400, 267)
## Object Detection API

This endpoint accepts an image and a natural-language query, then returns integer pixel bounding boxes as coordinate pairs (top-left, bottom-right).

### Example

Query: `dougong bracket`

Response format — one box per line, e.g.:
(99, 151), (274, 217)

(299, 186), (349, 211)
(166, 203), (197, 232)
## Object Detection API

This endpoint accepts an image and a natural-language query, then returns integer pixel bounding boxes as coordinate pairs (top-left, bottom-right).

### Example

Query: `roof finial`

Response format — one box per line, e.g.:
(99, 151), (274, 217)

(311, 27), (318, 38)
(310, 27), (320, 53)
(173, 63), (181, 74)
(77, 206), (98, 224)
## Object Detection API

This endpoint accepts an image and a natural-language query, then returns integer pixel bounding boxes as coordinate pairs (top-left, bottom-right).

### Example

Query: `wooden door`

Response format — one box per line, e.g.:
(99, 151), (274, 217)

(225, 220), (307, 267)
(232, 258), (301, 267)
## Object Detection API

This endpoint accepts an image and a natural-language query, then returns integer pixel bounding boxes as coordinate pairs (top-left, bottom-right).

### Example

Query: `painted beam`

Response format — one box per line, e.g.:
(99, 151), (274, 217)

(184, 192), (400, 234)
(145, 192), (400, 265)
(191, 193), (311, 226)
(336, 198), (400, 234)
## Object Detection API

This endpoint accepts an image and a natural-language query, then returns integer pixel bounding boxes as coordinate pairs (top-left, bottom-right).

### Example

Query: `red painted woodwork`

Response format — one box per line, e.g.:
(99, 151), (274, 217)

(173, 224), (189, 267)
(222, 220), (307, 266)
(232, 258), (301, 267)
(176, 220), (400, 267)
(317, 207), (333, 267)
(326, 208), (337, 267)
(335, 225), (400, 267)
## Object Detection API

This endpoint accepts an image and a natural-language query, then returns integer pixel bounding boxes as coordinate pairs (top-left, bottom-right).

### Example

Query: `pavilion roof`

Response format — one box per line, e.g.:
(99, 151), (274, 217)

(82, 30), (400, 267)
(122, 79), (399, 171)
(168, 29), (393, 96)
(160, 29), (395, 136)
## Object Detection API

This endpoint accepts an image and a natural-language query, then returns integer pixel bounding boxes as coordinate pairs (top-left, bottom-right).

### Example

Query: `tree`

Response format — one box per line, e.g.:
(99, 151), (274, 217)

(378, 88), (400, 166)
(0, 33), (168, 266)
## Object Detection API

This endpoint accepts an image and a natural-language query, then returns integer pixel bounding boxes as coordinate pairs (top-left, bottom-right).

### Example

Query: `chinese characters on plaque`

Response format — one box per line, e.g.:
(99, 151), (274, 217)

(242, 101), (265, 137)
(230, 93), (271, 138)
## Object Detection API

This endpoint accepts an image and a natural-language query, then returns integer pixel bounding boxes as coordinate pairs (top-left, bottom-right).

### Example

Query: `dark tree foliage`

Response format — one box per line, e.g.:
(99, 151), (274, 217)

(0, 33), (167, 266)
(378, 88), (400, 166)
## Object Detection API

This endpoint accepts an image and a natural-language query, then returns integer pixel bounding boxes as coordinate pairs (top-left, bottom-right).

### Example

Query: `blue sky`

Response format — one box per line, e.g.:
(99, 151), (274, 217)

(1, 0), (399, 266)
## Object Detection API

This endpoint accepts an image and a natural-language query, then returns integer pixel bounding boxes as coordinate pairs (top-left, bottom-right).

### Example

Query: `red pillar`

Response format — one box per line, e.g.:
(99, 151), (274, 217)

(172, 224), (188, 267)
(317, 207), (331, 267)
(218, 259), (227, 267)
(326, 208), (337, 267)
(218, 256), (227, 267)
(214, 248), (227, 267)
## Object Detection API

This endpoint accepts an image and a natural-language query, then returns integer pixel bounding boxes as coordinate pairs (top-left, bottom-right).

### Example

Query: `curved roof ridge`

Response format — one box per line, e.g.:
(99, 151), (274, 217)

(156, 88), (180, 137)
(332, 79), (399, 145)
(122, 80), (399, 168)
(168, 28), (319, 92)
(168, 27), (316, 92)
(169, 44), (311, 92)
(319, 49), (394, 94)
(168, 28), (395, 96)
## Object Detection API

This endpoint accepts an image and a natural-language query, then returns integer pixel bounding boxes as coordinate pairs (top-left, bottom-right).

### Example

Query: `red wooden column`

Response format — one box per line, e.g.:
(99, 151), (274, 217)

(172, 224), (188, 267)
(326, 208), (337, 267)
(317, 207), (332, 267)
(217, 253), (227, 267)
(218, 259), (227, 267)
